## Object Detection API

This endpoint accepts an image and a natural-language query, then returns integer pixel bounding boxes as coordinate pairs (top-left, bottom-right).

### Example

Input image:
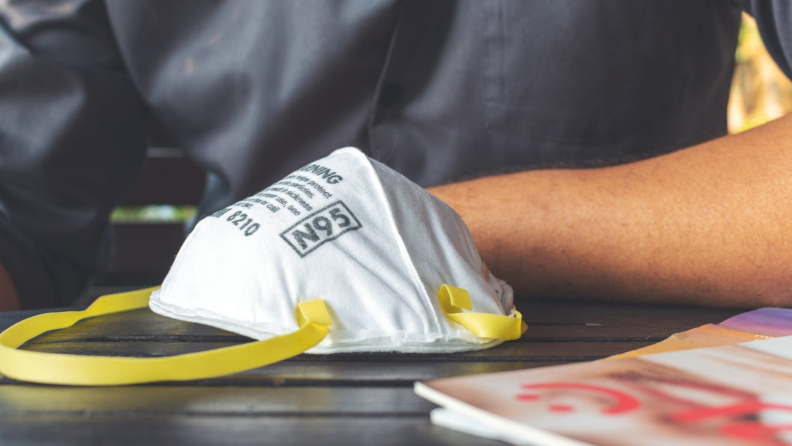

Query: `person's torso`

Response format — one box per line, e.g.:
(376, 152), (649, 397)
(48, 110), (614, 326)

(106, 0), (742, 213)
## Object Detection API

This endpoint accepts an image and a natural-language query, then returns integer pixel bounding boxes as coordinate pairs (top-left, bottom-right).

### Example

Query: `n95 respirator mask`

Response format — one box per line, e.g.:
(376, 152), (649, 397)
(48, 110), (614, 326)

(150, 147), (523, 353)
(0, 147), (525, 386)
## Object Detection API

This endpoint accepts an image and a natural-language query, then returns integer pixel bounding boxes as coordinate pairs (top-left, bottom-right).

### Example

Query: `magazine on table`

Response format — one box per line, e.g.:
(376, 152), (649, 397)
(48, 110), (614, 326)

(416, 308), (792, 446)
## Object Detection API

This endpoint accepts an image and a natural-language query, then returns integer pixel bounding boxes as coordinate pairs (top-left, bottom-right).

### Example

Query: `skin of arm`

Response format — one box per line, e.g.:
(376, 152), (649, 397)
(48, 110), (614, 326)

(1, 119), (786, 312)
(430, 113), (792, 308)
(0, 262), (20, 311)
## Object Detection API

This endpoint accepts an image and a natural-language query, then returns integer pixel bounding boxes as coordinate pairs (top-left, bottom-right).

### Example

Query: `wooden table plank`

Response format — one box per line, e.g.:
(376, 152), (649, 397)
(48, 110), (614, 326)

(1, 301), (743, 387)
(0, 362), (576, 388)
(0, 416), (502, 446)
(0, 386), (433, 415)
(0, 299), (748, 446)
(6, 301), (743, 343)
(20, 338), (653, 360)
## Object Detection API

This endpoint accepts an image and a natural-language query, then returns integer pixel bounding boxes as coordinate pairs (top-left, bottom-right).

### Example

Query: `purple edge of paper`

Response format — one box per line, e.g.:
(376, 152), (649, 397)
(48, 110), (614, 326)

(717, 307), (792, 337)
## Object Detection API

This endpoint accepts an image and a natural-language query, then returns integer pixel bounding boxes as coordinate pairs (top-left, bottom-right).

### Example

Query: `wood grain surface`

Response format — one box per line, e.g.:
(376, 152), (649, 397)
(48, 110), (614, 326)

(0, 300), (742, 445)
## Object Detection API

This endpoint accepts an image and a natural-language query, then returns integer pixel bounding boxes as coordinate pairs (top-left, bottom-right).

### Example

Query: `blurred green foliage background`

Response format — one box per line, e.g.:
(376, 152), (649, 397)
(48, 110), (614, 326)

(729, 13), (792, 133)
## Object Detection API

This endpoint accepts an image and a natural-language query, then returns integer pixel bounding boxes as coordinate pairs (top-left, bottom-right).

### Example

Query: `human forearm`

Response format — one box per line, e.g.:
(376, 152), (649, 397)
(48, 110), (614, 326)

(431, 114), (792, 308)
(0, 262), (20, 311)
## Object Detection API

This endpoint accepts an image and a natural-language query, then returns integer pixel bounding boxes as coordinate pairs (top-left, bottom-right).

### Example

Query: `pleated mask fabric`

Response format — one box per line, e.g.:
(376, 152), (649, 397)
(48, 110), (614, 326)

(150, 147), (518, 353)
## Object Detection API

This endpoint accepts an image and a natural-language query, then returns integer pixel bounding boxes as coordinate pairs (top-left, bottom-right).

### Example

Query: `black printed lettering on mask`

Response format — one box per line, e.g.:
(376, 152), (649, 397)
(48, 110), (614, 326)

(298, 163), (344, 184)
(223, 210), (261, 236)
(279, 201), (362, 258)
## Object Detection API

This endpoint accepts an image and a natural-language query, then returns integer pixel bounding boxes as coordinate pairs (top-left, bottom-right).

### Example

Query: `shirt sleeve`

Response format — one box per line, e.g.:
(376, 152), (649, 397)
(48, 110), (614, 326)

(735, 0), (792, 79)
(0, 0), (147, 308)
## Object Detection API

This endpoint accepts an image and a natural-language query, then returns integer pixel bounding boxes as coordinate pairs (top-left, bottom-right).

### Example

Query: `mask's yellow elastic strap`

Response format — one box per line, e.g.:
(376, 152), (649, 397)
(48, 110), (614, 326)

(0, 287), (331, 386)
(438, 284), (527, 340)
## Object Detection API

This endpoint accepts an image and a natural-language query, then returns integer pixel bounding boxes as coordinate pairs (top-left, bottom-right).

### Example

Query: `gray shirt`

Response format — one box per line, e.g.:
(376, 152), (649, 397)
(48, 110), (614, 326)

(0, 0), (786, 307)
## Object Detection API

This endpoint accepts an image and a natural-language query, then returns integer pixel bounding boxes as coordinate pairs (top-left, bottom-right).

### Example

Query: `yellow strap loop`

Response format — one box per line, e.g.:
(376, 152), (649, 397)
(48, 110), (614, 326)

(0, 287), (331, 386)
(438, 284), (527, 340)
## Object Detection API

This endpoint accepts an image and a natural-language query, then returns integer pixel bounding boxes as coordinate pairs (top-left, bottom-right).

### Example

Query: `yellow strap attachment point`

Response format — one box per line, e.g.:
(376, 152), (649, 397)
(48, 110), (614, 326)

(438, 284), (527, 340)
(0, 287), (331, 386)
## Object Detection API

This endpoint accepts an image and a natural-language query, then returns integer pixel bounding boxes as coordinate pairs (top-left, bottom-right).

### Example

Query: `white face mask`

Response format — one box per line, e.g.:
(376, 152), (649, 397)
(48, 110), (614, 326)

(0, 147), (525, 386)
(150, 147), (522, 353)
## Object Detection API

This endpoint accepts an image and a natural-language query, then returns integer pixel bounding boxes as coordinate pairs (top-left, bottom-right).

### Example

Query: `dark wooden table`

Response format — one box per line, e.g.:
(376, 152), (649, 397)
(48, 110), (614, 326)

(0, 298), (742, 445)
